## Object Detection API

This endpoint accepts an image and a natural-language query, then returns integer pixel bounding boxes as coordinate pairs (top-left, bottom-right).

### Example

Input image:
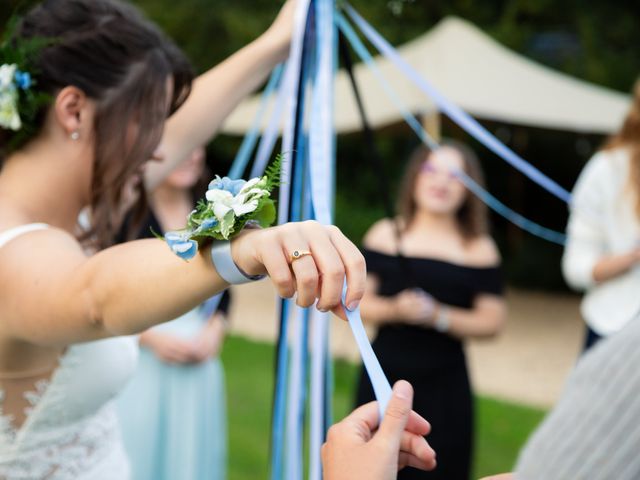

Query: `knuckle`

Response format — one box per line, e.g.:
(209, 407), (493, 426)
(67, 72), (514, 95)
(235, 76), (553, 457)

(386, 403), (411, 421)
(298, 271), (319, 289)
(325, 265), (346, 281)
(349, 253), (367, 271)
(273, 276), (294, 296)
(325, 424), (342, 442)
(327, 224), (341, 236)
(302, 219), (320, 228)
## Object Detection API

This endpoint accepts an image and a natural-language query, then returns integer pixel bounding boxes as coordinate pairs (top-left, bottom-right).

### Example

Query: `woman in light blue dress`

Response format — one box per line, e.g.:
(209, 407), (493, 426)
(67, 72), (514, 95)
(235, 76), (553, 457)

(116, 148), (230, 480)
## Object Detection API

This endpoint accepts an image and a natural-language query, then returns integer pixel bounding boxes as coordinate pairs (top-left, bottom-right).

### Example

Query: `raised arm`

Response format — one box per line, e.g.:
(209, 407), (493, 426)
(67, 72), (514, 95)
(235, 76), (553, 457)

(145, 0), (296, 189)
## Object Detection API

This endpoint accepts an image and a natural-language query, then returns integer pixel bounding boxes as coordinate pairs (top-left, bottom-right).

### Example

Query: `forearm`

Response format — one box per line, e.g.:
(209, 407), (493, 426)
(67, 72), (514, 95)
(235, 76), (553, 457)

(81, 239), (226, 336)
(593, 251), (638, 283)
(437, 302), (506, 340)
(360, 293), (400, 325)
(147, 37), (284, 190)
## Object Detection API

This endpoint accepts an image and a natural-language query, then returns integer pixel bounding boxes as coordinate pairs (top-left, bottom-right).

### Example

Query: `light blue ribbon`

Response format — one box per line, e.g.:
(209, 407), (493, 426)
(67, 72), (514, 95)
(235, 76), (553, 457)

(337, 12), (567, 246)
(285, 81), (311, 480)
(308, 2), (335, 478)
(305, 0), (392, 423)
(309, 309), (330, 480)
(270, 3), (312, 479)
(229, 64), (283, 179)
(344, 4), (573, 206)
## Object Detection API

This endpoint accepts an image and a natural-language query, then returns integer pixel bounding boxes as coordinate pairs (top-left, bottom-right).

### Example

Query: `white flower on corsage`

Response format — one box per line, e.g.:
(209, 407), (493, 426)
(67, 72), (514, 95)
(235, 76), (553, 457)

(162, 158), (281, 261)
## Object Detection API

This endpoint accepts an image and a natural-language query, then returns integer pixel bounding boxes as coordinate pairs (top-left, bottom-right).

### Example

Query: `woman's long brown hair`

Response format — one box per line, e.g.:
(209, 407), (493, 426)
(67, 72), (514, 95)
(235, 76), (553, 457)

(1, 0), (194, 248)
(604, 79), (640, 219)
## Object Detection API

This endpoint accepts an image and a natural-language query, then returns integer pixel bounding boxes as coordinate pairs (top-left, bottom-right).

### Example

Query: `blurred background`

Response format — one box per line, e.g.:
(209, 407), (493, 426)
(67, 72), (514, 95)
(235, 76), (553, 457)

(2, 1), (638, 478)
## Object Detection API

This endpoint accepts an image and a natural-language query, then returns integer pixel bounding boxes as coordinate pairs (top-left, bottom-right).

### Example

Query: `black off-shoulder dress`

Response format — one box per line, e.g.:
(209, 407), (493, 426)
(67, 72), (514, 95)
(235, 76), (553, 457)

(355, 248), (504, 480)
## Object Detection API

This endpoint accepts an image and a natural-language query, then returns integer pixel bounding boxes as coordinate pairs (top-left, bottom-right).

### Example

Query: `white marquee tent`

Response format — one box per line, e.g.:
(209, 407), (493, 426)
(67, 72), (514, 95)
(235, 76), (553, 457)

(221, 16), (630, 135)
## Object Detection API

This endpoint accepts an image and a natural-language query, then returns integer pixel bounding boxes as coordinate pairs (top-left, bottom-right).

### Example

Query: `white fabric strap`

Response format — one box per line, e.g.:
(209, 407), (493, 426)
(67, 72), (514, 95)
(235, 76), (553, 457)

(0, 223), (49, 249)
(210, 240), (265, 285)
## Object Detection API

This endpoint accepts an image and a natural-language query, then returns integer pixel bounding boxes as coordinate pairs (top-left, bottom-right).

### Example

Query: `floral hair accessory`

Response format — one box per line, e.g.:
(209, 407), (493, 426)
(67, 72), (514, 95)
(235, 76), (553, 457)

(162, 157), (281, 260)
(0, 63), (30, 130)
(0, 16), (52, 150)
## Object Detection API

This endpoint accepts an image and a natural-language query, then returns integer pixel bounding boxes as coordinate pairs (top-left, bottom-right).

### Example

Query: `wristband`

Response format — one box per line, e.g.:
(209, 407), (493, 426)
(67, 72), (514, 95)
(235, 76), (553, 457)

(210, 240), (266, 285)
(434, 306), (451, 333)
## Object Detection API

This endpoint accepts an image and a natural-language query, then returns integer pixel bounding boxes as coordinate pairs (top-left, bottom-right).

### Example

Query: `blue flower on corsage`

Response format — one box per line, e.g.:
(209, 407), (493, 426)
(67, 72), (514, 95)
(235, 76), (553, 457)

(165, 231), (199, 261)
(162, 157), (281, 260)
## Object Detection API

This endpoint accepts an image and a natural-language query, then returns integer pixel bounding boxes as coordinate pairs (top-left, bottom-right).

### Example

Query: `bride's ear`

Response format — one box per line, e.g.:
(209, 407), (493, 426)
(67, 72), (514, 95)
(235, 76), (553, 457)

(53, 86), (93, 141)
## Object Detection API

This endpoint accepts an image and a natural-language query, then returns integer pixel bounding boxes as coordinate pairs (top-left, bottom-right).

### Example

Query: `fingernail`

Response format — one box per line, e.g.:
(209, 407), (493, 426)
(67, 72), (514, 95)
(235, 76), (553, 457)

(346, 300), (360, 311)
(393, 380), (412, 400)
(317, 305), (329, 313)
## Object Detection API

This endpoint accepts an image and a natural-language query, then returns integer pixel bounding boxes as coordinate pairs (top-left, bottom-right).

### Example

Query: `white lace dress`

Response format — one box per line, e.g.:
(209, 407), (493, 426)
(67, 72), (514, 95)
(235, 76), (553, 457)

(0, 224), (138, 479)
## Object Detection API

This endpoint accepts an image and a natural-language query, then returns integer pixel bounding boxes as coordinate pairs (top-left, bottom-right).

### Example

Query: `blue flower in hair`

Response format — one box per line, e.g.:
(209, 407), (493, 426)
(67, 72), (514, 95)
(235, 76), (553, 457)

(14, 70), (31, 90)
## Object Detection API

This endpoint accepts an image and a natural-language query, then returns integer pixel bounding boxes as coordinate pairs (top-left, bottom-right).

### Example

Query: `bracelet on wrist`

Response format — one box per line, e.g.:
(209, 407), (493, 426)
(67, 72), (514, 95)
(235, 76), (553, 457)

(433, 306), (451, 333)
(210, 239), (266, 285)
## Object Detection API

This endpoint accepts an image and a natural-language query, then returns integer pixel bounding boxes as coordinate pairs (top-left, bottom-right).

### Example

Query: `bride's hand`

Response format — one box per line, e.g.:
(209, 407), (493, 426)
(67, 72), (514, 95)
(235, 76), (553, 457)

(231, 221), (366, 320)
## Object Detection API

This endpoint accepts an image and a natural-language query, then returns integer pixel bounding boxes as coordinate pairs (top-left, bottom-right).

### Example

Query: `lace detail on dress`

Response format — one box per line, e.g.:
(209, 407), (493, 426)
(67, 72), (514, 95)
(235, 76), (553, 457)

(0, 404), (129, 480)
(0, 338), (137, 479)
(22, 379), (50, 420)
(0, 389), (17, 443)
(0, 376), (53, 444)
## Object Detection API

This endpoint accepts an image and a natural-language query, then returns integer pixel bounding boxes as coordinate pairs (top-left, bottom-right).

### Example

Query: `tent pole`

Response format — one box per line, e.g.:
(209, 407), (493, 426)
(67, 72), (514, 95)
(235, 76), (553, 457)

(422, 110), (442, 143)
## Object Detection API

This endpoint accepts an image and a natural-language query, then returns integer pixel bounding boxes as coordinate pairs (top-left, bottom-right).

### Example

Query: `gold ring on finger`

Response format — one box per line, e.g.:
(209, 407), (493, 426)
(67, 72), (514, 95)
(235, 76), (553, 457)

(290, 249), (312, 263)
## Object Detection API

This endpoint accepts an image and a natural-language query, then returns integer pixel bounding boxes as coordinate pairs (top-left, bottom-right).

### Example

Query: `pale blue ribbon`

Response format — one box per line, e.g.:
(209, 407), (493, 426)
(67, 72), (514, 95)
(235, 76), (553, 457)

(229, 64), (283, 179)
(344, 4), (573, 205)
(308, 2), (335, 478)
(307, 0), (392, 423)
(337, 12), (567, 246)
(285, 77), (311, 480)
(271, 3), (312, 479)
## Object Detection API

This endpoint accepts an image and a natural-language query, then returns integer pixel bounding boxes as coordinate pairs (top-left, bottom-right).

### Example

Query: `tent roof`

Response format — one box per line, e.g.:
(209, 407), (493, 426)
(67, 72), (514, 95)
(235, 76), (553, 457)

(221, 16), (630, 135)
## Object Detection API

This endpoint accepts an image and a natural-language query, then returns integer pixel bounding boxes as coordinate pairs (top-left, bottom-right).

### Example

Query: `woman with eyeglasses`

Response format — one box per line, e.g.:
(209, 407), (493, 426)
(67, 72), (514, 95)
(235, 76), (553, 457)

(355, 140), (507, 480)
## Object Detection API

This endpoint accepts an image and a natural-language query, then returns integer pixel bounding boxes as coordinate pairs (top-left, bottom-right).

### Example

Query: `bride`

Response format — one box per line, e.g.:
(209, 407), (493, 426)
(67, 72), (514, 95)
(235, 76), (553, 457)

(0, 0), (367, 477)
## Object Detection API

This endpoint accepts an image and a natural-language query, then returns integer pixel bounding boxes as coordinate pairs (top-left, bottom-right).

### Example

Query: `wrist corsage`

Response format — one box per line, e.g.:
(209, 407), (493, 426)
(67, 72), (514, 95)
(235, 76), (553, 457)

(163, 158), (280, 262)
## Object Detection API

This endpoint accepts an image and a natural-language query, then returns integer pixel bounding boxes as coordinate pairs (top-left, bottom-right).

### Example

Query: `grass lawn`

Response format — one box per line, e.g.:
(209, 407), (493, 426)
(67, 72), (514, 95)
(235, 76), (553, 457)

(222, 335), (546, 480)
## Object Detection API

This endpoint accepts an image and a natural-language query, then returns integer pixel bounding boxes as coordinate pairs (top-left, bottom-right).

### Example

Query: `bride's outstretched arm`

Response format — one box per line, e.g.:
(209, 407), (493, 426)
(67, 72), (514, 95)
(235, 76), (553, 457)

(0, 222), (365, 347)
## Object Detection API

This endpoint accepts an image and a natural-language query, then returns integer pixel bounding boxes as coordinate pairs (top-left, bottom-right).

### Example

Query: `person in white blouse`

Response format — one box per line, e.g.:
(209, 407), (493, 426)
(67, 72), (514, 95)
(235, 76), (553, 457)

(563, 79), (640, 350)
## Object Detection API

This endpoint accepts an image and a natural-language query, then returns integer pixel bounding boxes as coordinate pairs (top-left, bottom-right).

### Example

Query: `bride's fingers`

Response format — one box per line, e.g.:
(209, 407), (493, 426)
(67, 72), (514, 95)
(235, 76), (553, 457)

(326, 225), (366, 311)
(280, 228), (319, 308)
(258, 233), (296, 298)
(233, 222), (365, 311)
(301, 223), (349, 311)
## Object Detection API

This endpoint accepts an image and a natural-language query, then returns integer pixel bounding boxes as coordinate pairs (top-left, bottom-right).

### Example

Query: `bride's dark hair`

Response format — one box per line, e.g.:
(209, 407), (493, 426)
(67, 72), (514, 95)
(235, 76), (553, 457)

(1, 0), (193, 248)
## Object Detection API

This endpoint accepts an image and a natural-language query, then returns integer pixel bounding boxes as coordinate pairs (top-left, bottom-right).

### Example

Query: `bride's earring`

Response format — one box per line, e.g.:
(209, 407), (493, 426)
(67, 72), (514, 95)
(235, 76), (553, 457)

(70, 130), (80, 141)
